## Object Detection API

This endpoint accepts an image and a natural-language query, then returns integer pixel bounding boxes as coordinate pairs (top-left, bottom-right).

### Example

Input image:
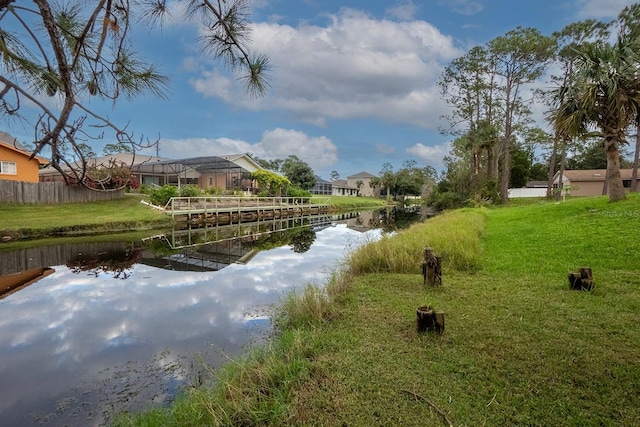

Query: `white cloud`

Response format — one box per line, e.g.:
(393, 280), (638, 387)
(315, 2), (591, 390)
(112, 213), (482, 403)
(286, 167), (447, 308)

(256, 128), (338, 169)
(158, 128), (338, 171)
(406, 142), (451, 166)
(386, 1), (419, 21)
(576, 0), (636, 18)
(189, 8), (462, 129)
(189, 70), (234, 101)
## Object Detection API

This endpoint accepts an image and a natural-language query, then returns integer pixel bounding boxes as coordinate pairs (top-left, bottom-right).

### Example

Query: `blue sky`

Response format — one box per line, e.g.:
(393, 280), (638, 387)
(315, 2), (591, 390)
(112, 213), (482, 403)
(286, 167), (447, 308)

(6, 0), (638, 179)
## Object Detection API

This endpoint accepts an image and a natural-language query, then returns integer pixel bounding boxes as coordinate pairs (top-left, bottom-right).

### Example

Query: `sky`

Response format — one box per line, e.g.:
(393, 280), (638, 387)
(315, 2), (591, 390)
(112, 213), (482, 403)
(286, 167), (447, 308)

(5, 0), (639, 180)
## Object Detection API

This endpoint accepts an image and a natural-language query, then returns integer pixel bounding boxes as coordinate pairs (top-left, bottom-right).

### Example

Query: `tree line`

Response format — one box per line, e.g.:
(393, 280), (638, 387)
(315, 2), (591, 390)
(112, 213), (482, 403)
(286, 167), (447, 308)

(435, 4), (640, 206)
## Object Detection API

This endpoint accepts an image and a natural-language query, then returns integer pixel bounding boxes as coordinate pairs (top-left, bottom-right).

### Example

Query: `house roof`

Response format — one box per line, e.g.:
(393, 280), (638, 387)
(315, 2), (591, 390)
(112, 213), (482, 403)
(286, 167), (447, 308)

(39, 153), (167, 175)
(0, 132), (48, 165)
(332, 179), (350, 188)
(347, 171), (376, 179)
(561, 169), (637, 182)
(132, 155), (260, 175)
(219, 154), (263, 171)
(314, 175), (331, 184)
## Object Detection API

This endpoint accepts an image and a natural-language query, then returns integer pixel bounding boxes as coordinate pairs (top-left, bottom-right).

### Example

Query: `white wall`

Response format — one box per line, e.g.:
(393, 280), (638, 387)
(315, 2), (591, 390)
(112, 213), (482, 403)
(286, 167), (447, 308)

(508, 188), (547, 198)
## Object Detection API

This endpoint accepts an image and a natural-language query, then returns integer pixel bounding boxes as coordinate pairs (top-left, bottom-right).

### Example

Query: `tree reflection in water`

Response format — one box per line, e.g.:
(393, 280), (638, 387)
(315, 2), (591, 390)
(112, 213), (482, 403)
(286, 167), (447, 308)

(67, 248), (142, 279)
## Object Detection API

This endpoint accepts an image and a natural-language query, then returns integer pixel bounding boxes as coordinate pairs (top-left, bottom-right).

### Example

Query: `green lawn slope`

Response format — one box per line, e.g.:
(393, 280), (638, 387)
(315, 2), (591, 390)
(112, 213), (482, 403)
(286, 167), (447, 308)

(115, 195), (640, 426)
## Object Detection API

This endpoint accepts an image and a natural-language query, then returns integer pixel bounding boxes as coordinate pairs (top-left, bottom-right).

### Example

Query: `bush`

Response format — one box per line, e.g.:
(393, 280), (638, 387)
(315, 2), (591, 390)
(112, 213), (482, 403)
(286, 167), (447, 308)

(205, 187), (225, 195)
(149, 185), (179, 206)
(179, 184), (203, 198)
(427, 190), (466, 211)
(287, 186), (312, 198)
(138, 184), (151, 195)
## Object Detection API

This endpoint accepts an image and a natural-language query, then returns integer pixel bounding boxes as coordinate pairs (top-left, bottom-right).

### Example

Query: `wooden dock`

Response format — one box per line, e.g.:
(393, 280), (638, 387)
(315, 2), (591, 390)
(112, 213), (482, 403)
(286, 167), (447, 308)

(162, 196), (331, 227)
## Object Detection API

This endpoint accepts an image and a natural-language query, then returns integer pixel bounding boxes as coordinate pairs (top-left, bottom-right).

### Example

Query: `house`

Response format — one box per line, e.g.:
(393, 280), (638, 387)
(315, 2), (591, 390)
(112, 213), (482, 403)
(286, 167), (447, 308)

(39, 152), (167, 183)
(553, 169), (640, 196)
(131, 154), (264, 191)
(39, 152), (265, 192)
(0, 132), (48, 183)
(310, 176), (332, 195)
(347, 171), (378, 197)
(331, 179), (359, 196)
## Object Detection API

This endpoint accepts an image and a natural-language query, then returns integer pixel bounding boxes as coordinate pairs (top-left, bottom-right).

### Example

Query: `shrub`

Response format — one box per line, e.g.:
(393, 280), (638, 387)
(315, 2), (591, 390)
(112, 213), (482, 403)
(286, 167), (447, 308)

(149, 185), (179, 206)
(205, 187), (224, 195)
(179, 184), (203, 198)
(287, 186), (312, 198)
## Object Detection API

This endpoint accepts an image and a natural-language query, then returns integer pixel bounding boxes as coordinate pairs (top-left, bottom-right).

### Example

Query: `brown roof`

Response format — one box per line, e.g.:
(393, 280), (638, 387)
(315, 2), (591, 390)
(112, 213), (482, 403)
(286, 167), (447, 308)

(0, 133), (48, 165)
(347, 171), (377, 179)
(562, 169), (637, 182)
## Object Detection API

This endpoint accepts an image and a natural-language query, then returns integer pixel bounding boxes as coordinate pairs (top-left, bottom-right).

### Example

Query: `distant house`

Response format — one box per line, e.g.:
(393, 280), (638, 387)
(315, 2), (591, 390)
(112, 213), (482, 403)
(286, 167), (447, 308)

(131, 154), (264, 191)
(310, 176), (332, 195)
(0, 132), (48, 183)
(39, 152), (265, 192)
(347, 171), (378, 197)
(39, 152), (167, 184)
(553, 169), (640, 196)
(331, 179), (359, 196)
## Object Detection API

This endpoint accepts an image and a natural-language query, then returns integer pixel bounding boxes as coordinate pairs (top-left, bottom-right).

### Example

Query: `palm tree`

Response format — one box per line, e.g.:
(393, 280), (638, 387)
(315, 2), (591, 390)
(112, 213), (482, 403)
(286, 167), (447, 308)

(550, 34), (640, 202)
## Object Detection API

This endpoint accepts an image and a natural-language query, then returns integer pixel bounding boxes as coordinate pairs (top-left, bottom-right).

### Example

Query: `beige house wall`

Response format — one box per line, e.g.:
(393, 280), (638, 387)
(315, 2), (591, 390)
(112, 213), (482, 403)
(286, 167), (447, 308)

(201, 173), (227, 189)
(346, 174), (377, 197)
(567, 181), (605, 197)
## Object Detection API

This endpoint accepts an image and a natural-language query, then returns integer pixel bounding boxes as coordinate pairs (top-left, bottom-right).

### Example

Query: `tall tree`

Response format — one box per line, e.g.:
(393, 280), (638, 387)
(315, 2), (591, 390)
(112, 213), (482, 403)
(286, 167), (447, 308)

(379, 162), (396, 199)
(545, 19), (610, 198)
(487, 27), (556, 203)
(617, 4), (640, 192)
(438, 46), (499, 195)
(280, 155), (316, 190)
(550, 31), (640, 202)
(0, 0), (269, 189)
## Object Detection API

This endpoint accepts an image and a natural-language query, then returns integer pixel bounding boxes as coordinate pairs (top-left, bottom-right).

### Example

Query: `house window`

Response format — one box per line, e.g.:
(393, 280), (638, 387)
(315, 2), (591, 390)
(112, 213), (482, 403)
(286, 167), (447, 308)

(623, 180), (631, 188)
(0, 161), (17, 175)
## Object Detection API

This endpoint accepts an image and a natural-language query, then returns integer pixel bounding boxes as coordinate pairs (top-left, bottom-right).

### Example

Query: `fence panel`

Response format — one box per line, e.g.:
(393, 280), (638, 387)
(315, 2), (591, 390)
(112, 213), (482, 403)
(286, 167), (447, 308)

(0, 181), (123, 204)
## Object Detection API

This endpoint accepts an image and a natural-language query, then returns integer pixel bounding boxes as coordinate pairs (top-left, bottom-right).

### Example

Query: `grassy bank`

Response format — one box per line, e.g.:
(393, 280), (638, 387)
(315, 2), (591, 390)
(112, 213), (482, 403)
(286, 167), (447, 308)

(0, 195), (387, 243)
(0, 194), (172, 242)
(312, 195), (390, 210)
(114, 194), (640, 426)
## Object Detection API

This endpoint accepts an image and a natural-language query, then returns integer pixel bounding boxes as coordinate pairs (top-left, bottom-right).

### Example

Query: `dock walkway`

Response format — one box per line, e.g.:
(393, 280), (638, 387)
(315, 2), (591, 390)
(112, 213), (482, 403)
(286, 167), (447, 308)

(161, 196), (330, 226)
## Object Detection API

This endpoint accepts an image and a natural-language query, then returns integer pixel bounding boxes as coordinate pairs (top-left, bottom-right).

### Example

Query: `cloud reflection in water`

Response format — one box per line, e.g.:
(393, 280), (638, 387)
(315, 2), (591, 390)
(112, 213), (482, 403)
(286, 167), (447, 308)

(0, 224), (380, 426)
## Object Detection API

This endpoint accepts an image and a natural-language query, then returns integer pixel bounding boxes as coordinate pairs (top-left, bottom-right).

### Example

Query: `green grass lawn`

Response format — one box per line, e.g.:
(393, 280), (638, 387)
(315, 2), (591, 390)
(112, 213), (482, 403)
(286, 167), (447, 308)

(0, 194), (387, 233)
(312, 195), (390, 210)
(115, 194), (640, 426)
(0, 194), (171, 242)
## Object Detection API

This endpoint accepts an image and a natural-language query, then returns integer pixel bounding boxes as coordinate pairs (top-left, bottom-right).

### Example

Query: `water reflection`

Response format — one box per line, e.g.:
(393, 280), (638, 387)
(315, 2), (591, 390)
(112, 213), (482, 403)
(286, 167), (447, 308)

(0, 206), (424, 426)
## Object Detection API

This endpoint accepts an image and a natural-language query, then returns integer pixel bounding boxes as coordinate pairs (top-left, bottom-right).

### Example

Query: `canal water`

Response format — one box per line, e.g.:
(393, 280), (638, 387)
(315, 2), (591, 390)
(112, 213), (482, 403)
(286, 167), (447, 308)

(0, 207), (424, 426)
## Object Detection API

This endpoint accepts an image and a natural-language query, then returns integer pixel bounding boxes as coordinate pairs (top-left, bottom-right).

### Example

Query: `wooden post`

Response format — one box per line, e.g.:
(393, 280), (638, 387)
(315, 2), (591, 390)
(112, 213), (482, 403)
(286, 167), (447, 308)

(568, 267), (594, 291)
(416, 306), (445, 334)
(422, 247), (442, 286)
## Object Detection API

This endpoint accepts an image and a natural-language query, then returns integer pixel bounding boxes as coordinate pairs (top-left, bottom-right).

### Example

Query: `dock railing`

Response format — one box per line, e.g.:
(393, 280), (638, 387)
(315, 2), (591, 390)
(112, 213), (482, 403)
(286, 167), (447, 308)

(164, 195), (330, 218)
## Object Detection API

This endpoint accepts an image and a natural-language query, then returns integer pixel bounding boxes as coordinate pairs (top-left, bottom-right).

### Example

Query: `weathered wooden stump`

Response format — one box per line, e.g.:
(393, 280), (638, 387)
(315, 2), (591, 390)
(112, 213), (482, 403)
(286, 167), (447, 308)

(568, 267), (594, 291)
(422, 247), (442, 286)
(416, 306), (445, 334)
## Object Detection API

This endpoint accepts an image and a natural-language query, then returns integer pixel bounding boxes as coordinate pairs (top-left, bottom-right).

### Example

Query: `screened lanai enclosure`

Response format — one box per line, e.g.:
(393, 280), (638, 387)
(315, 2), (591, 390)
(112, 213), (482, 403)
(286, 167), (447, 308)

(131, 155), (260, 192)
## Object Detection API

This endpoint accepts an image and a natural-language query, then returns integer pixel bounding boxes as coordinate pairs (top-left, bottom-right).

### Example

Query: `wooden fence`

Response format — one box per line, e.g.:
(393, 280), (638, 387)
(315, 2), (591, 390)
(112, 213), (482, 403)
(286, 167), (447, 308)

(0, 181), (124, 204)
